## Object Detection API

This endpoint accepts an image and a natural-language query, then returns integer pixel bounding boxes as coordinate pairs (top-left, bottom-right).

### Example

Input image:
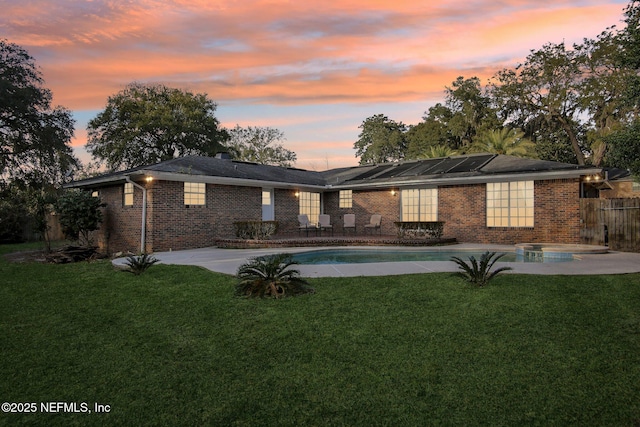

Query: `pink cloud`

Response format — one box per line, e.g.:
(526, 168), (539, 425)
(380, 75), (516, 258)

(2, 0), (629, 167)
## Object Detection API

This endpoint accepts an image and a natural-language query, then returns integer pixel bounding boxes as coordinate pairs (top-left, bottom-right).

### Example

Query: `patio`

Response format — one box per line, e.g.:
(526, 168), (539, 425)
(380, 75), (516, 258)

(113, 243), (640, 277)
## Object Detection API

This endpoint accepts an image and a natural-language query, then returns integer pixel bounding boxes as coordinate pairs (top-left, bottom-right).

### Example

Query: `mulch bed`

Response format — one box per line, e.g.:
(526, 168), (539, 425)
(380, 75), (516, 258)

(4, 245), (105, 264)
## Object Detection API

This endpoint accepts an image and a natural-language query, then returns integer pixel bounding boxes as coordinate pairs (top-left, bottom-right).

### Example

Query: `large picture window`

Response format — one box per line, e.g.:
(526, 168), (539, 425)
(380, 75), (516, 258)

(184, 182), (206, 206)
(401, 188), (438, 221)
(299, 191), (320, 225)
(486, 181), (534, 227)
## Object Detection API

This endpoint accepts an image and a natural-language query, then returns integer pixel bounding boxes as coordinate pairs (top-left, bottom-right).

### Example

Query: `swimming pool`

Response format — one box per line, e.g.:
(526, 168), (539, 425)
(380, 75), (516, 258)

(290, 248), (575, 265)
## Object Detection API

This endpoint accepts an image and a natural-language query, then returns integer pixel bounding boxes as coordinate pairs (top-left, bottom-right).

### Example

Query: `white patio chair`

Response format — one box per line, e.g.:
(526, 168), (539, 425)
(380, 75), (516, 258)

(298, 214), (317, 236)
(364, 214), (382, 235)
(343, 214), (356, 235)
(318, 214), (333, 236)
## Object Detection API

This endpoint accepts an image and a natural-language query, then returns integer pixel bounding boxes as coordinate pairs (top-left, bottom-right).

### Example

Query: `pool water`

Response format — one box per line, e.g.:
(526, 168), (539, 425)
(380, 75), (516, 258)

(290, 249), (575, 265)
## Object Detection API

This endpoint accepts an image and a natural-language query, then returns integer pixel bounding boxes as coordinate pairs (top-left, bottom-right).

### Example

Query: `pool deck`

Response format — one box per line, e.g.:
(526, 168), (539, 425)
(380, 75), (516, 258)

(113, 243), (640, 277)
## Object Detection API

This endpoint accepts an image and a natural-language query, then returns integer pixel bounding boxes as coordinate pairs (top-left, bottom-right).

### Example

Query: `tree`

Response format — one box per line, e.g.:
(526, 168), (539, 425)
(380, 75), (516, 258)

(406, 104), (453, 158)
(354, 114), (407, 165)
(55, 189), (105, 246)
(0, 39), (77, 185)
(470, 128), (537, 158)
(618, 0), (640, 106)
(605, 120), (640, 178)
(444, 76), (500, 150)
(491, 42), (588, 165)
(406, 77), (499, 158)
(577, 29), (637, 166)
(86, 83), (229, 171)
(227, 125), (296, 167)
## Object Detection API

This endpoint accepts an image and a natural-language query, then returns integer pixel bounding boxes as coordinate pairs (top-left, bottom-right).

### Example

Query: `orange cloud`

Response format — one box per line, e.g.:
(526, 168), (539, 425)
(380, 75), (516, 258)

(2, 0), (629, 167)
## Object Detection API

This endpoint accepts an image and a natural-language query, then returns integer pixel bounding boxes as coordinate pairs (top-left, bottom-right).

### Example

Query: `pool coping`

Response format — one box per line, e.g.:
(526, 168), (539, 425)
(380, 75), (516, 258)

(112, 243), (640, 277)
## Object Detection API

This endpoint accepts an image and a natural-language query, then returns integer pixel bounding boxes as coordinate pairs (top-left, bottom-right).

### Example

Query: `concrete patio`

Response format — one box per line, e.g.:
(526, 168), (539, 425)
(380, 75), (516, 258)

(113, 243), (640, 277)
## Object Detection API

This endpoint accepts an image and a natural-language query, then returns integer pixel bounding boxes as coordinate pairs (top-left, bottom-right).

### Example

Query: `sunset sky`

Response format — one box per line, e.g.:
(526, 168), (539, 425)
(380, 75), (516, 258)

(1, 0), (630, 170)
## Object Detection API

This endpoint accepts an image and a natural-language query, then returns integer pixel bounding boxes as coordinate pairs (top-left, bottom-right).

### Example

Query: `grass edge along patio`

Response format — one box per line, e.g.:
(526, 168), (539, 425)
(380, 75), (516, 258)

(65, 152), (606, 254)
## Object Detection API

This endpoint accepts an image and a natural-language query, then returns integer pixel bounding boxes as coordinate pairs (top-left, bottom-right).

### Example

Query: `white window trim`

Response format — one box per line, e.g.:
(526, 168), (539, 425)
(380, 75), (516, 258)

(124, 183), (134, 206)
(184, 182), (206, 206)
(339, 190), (352, 209)
(299, 191), (321, 225)
(486, 181), (534, 228)
(400, 188), (438, 221)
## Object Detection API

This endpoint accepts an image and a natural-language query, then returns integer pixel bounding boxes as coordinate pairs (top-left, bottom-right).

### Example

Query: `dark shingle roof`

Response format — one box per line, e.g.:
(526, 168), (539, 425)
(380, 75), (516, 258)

(142, 156), (326, 186)
(68, 154), (599, 190)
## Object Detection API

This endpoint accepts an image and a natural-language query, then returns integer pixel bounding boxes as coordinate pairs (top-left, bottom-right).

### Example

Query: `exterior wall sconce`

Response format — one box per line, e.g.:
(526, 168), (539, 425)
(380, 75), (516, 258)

(294, 191), (300, 197)
(583, 174), (602, 182)
(145, 176), (153, 183)
(390, 189), (397, 196)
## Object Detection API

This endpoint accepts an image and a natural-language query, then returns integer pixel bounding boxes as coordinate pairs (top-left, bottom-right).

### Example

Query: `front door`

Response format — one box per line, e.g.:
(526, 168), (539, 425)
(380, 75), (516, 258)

(262, 189), (274, 221)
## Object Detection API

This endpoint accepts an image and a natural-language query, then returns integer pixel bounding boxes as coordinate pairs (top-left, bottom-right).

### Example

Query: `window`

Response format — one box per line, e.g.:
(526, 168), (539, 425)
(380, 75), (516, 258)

(124, 183), (133, 206)
(339, 190), (352, 208)
(262, 190), (271, 206)
(299, 191), (320, 225)
(486, 181), (534, 227)
(262, 189), (274, 221)
(91, 191), (99, 198)
(401, 188), (438, 221)
(184, 182), (206, 205)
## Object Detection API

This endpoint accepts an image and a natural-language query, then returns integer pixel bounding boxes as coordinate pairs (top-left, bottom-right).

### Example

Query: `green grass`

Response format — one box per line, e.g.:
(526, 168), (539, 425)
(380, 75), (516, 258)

(1, 242), (640, 426)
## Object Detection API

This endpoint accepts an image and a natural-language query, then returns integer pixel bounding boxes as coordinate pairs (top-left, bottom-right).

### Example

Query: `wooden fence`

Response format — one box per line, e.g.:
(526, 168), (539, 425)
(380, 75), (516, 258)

(580, 198), (640, 252)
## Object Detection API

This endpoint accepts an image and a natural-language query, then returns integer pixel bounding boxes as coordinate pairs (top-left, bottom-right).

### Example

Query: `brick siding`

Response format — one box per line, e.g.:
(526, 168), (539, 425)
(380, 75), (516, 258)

(93, 177), (582, 254)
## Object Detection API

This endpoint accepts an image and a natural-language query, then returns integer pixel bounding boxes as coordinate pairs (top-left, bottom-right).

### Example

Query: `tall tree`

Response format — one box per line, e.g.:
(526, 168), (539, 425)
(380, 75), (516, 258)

(406, 104), (453, 158)
(86, 83), (229, 171)
(227, 125), (296, 167)
(491, 42), (588, 165)
(406, 77), (499, 158)
(618, 0), (640, 106)
(578, 28), (638, 166)
(444, 76), (500, 150)
(0, 39), (77, 185)
(354, 114), (407, 165)
(605, 119), (640, 178)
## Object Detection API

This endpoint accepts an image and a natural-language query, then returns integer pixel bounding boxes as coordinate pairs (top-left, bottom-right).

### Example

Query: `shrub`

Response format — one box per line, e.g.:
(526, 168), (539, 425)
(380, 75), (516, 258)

(236, 253), (314, 298)
(450, 251), (512, 287)
(55, 189), (105, 246)
(233, 221), (279, 240)
(124, 253), (159, 275)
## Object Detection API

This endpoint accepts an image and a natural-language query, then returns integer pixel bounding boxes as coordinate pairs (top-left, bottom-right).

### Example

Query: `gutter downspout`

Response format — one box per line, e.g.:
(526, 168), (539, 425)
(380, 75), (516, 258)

(125, 176), (147, 254)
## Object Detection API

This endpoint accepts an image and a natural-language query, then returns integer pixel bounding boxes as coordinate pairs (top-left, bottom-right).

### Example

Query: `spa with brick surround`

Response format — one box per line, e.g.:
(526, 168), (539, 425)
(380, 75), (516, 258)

(66, 153), (602, 254)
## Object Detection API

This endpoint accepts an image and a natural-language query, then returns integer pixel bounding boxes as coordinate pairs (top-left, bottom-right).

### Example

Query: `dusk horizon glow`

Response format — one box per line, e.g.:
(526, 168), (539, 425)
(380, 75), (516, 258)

(1, 0), (630, 170)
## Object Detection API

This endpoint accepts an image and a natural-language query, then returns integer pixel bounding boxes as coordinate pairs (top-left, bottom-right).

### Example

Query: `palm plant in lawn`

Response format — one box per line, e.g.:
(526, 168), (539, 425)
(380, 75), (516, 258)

(450, 251), (513, 287)
(236, 253), (315, 298)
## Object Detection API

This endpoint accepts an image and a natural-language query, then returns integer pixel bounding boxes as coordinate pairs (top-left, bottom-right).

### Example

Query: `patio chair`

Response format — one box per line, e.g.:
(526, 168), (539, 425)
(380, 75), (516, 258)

(364, 214), (382, 235)
(318, 214), (333, 236)
(298, 214), (318, 237)
(343, 214), (356, 235)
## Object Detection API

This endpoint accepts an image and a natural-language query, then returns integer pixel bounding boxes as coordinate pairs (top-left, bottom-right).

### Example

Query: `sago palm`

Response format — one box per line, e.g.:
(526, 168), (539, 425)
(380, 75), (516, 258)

(235, 253), (314, 298)
(450, 251), (513, 287)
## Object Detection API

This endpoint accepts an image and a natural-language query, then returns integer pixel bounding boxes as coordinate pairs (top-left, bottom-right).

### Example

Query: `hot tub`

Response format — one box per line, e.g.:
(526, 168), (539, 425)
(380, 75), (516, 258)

(515, 243), (609, 261)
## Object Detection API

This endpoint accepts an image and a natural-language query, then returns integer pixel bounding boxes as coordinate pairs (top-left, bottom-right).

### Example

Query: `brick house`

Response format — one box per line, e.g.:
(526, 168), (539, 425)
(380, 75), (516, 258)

(66, 153), (601, 253)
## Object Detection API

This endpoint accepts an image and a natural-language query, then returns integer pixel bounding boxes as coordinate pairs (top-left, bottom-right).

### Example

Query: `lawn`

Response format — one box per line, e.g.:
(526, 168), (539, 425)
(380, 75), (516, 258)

(1, 242), (640, 426)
